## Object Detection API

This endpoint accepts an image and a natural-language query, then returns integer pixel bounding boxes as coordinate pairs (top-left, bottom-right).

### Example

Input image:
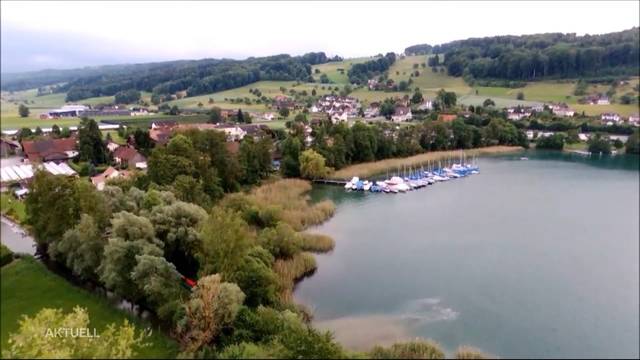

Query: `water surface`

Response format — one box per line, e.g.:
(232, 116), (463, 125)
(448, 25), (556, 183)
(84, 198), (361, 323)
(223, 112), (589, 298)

(296, 151), (639, 358)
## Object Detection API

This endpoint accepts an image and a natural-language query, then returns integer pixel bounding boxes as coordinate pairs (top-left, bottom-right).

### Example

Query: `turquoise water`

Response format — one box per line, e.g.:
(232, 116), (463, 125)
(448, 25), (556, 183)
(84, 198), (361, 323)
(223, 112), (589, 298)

(296, 151), (639, 358)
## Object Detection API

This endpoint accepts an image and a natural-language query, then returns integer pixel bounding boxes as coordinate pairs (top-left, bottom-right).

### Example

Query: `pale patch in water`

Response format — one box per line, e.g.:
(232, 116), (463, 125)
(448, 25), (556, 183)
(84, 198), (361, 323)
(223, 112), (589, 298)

(314, 314), (413, 351)
(400, 297), (460, 325)
(313, 297), (459, 351)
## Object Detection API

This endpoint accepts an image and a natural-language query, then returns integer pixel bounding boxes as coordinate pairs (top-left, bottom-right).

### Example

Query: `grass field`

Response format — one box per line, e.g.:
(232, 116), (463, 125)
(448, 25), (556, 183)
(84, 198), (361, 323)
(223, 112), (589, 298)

(311, 57), (372, 84)
(458, 95), (543, 108)
(388, 55), (471, 96)
(1, 257), (178, 358)
(0, 193), (26, 224)
(1, 90), (154, 130)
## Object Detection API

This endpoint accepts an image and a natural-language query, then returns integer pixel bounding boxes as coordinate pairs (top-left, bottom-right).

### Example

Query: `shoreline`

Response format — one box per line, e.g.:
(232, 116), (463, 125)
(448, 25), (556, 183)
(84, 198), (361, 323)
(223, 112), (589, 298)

(329, 145), (523, 180)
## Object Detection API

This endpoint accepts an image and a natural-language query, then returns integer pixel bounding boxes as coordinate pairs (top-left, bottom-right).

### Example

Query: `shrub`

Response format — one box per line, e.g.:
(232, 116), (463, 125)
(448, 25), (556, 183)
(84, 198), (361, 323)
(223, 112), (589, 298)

(370, 340), (445, 359)
(455, 346), (493, 359)
(299, 233), (335, 253)
(1, 244), (13, 266)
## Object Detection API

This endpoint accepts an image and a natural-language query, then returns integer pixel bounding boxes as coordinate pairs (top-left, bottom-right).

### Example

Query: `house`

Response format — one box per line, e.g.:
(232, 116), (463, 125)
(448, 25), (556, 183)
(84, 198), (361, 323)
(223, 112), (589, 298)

(601, 112), (621, 125)
(91, 166), (131, 191)
(212, 124), (247, 141)
(21, 137), (78, 163)
(331, 112), (349, 124)
(273, 95), (296, 110)
(261, 112), (275, 121)
(581, 94), (610, 105)
(550, 103), (575, 117)
(367, 79), (379, 90)
(438, 113), (457, 122)
(391, 106), (412, 122)
(628, 113), (640, 126)
(506, 106), (532, 121)
(113, 145), (147, 169)
(364, 103), (380, 118)
(105, 140), (120, 153)
(0, 138), (21, 158)
(417, 99), (433, 111)
(395, 96), (410, 107)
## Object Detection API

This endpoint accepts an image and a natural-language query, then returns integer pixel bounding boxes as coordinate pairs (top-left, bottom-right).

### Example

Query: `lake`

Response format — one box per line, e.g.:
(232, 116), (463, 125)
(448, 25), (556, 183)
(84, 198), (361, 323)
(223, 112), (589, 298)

(295, 151), (640, 358)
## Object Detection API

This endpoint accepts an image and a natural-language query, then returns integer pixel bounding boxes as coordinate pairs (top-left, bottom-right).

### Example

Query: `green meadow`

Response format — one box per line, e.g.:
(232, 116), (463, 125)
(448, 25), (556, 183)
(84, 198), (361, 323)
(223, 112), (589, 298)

(311, 57), (372, 84)
(1, 257), (179, 358)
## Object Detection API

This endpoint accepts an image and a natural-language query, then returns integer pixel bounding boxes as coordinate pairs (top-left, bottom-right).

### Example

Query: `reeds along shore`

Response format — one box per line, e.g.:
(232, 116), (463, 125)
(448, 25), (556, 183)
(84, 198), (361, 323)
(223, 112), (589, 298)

(330, 146), (523, 180)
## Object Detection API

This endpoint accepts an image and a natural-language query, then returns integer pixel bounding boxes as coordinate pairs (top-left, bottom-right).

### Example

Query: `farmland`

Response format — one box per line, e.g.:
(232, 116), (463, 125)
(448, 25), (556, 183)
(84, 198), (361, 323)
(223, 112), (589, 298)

(311, 57), (372, 84)
(2, 61), (639, 132)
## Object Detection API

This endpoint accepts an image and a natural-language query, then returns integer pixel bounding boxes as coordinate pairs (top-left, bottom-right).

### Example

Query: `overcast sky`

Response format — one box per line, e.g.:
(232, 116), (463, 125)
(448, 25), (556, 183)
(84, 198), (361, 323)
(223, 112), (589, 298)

(1, 1), (638, 73)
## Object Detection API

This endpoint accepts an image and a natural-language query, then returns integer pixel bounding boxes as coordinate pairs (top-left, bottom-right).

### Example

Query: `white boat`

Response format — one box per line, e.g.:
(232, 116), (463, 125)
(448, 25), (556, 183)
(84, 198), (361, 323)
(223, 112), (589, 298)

(363, 181), (372, 191)
(344, 182), (352, 190)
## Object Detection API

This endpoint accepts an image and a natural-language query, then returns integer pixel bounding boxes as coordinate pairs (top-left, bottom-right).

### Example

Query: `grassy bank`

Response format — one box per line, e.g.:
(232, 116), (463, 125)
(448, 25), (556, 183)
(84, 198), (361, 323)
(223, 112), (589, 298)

(1, 257), (179, 358)
(1, 193), (26, 224)
(330, 146), (523, 180)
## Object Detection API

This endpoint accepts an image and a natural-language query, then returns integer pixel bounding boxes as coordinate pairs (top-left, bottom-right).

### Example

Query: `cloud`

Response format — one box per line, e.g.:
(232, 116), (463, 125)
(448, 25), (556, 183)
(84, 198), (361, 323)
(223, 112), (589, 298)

(2, 1), (639, 72)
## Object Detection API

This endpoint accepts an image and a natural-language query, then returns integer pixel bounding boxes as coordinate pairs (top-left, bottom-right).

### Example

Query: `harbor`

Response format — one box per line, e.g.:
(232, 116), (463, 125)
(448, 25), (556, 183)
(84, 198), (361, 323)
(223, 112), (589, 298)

(314, 155), (480, 194)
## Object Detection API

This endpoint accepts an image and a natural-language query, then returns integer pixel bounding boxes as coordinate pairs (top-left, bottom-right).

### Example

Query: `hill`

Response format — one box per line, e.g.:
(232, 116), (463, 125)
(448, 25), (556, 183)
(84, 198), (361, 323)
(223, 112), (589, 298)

(405, 27), (640, 81)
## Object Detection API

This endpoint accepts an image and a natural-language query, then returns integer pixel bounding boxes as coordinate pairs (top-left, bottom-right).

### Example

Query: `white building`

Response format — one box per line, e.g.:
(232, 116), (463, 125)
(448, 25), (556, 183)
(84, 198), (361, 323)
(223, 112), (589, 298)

(417, 99), (433, 111)
(391, 107), (412, 122)
(331, 112), (349, 124)
(601, 112), (621, 125)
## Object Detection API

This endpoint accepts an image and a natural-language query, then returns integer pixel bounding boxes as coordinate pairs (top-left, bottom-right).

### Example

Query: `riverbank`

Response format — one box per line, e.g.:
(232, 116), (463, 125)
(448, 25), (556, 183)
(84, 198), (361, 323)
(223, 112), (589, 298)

(329, 146), (523, 180)
(1, 257), (179, 358)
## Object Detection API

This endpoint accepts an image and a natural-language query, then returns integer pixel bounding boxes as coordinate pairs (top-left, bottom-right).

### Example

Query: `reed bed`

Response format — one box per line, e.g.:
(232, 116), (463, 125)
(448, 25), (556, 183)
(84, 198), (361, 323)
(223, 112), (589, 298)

(299, 233), (335, 253)
(250, 179), (336, 231)
(330, 146), (522, 180)
(273, 252), (317, 303)
(369, 339), (446, 359)
(454, 346), (494, 359)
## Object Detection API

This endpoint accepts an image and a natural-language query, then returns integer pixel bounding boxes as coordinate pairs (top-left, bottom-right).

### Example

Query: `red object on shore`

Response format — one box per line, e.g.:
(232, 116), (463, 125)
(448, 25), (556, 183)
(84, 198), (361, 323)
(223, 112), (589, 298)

(182, 276), (197, 288)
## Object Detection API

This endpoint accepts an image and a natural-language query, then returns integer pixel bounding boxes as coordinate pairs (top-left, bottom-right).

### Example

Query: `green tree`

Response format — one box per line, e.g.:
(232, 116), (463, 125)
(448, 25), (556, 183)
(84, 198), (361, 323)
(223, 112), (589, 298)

(319, 74), (330, 83)
(625, 129), (639, 154)
(78, 117), (108, 164)
(197, 207), (253, 277)
(280, 136), (302, 177)
(411, 89), (424, 105)
(149, 201), (207, 277)
(587, 133), (612, 154)
(299, 149), (330, 179)
(535, 133), (565, 150)
(18, 104), (30, 117)
(51, 124), (61, 136)
(482, 98), (495, 107)
(131, 254), (186, 322)
(114, 89), (141, 104)
(209, 107), (222, 123)
(228, 247), (279, 308)
(2, 307), (148, 359)
(177, 274), (245, 353)
(566, 128), (580, 144)
(516, 92), (525, 100)
(279, 107), (290, 118)
(48, 214), (105, 282)
(25, 172), (79, 248)
(258, 222), (301, 259)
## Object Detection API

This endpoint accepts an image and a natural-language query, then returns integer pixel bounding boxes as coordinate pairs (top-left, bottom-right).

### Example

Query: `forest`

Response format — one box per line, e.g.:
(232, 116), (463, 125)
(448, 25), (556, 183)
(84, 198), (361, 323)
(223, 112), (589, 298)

(1, 52), (335, 101)
(405, 28), (639, 81)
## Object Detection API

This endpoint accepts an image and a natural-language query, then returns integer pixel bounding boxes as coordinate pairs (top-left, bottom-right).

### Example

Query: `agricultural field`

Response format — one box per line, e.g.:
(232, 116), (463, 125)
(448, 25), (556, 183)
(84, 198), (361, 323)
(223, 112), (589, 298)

(457, 95), (542, 109)
(1, 90), (155, 130)
(311, 57), (372, 84)
(165, 80), (337, 112)
(1, 257), (178, 358)
(388, 55), (471, 96)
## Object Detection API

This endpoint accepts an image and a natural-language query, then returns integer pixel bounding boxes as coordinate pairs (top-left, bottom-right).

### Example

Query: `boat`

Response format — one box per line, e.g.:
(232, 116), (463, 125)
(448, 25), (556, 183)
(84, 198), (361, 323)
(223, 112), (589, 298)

(520, 157), (529, 160)
(363, 181), (372, 191)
